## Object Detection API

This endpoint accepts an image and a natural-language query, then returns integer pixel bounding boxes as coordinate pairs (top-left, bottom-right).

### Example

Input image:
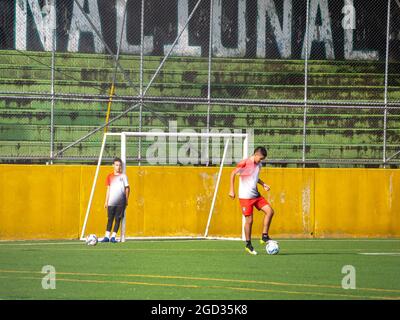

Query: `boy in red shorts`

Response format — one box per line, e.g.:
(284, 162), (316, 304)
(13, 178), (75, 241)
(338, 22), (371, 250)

(229, 146), (274, 255)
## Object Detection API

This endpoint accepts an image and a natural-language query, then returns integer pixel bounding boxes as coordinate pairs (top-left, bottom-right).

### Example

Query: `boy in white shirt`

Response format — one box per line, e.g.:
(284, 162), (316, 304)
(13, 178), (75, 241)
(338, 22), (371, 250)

(101, 157), (130, 243)
(229, 147), (274, 255)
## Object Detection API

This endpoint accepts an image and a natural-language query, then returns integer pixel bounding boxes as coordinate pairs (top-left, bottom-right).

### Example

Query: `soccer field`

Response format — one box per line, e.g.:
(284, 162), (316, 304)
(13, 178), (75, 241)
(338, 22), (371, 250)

(0, 239), (399, 300)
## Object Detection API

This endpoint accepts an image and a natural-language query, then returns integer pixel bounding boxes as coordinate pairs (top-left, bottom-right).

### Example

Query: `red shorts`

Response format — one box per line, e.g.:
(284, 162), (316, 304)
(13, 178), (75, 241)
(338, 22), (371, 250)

(239, 197), (270, 216)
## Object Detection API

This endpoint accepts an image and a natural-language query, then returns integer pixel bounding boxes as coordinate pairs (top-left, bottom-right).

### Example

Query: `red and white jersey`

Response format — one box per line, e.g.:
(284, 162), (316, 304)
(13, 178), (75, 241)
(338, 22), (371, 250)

(236, 158), (262, 199)
(106, 173), (129, 206)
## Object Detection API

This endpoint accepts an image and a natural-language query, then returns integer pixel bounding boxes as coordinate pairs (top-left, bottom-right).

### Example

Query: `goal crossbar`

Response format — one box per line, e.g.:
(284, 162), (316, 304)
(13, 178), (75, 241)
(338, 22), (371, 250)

(80, 131), (249, 242)
(106, 132), (249, 138)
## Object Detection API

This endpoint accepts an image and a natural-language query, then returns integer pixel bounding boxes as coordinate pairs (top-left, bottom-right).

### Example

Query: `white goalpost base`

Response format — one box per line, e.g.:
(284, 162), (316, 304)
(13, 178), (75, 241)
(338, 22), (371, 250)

(123, 236), (242, 241)
(80, 131), (249, 242)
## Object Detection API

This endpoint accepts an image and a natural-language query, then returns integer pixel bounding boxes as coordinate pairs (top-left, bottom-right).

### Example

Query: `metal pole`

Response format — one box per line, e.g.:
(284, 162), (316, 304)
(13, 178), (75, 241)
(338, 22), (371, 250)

(143, 0), (203, 96)
(6, 90), (400, 108)
(111, 132), (247, 138)
(103, 0), (126, 134)
(138, 0), (145, 166)
(302, 0), (311, 167)
(120, 133), (127, 242)
(54, 103), (140, 157)
(241, 134), (249, 241)
(139, 0), (145, 98)
(138, 103), (143, 165)
(204, 138), (230, 238)
(114, 0), (127, 77)
(80, 134), (108, 240)
(383, 0), (392, 168)
(386, 149), (400, 162)
(72, 0), (139, 96)
(206, 0), (214, 166)
(50, 26), (55, 165)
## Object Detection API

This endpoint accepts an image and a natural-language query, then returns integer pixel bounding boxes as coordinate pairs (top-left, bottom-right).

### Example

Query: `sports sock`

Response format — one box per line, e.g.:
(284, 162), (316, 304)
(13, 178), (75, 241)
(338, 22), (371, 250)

(246, 240), (252, 247)
(105, 231), (110, 238)
(111, 232), (117, 238)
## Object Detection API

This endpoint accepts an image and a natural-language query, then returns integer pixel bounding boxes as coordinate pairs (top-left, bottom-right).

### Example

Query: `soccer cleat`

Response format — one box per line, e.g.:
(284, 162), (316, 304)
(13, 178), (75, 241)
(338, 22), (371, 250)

(110, 237), (117, 243)
(260, 234), (272, 244)
(100, 237), (110, 243)
(245, 245), (258, 255)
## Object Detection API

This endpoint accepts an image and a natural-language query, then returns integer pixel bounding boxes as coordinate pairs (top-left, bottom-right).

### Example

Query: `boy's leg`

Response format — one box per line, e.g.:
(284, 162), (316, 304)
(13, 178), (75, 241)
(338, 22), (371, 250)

(244, 214), (257, 255)
(101, 206), (116, 242)
(239, 199), (257, 255)
(260, 204), (274, 242)
(110, 206), (125, 242)
(244, 214), (253, 242)
(107, 206), (116, 231)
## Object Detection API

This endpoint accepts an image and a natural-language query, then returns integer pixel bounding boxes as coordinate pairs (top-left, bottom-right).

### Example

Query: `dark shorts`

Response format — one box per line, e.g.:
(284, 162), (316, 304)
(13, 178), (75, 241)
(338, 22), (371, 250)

(107, 206), (125, 220)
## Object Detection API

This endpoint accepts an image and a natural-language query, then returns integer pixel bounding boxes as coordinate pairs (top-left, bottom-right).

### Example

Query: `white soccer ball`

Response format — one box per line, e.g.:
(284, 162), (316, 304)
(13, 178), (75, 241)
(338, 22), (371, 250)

(266, 240), (279, 255)
(85, 234), (98, 246)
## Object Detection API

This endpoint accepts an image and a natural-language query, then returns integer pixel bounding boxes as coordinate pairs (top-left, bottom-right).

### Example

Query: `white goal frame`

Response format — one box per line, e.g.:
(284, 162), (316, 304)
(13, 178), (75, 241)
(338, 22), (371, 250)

(80, 131), (249, 242)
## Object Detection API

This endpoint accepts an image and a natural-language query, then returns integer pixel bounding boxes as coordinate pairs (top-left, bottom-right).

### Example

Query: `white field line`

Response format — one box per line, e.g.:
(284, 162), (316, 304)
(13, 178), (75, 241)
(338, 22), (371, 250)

(0, 239), (399, 246)
(0, 246), (399, 254)
(0, 242), (82, 246)
(358, 252), (400, 256)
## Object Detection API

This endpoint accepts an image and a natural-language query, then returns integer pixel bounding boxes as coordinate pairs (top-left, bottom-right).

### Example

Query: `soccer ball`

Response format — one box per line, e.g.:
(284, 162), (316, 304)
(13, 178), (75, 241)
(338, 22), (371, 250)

(266, 240), (279, 255)
(85, 234), (98, 246)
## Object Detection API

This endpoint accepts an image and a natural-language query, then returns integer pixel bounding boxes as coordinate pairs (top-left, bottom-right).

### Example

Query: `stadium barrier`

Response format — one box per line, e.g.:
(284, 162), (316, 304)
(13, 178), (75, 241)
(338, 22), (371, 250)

(0, 165), (399, 240)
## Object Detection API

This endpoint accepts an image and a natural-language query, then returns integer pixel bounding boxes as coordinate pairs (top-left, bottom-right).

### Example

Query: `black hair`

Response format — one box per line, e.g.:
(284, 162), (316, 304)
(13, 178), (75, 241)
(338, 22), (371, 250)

(113, 157), (123, 164)
(254, 146), (267, 157)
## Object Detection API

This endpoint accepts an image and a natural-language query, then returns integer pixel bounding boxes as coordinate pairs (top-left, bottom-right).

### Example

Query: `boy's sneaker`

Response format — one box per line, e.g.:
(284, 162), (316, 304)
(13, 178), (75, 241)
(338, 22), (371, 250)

(100, 237), (109, 243)
(260, 234), (272, 244)
(245, 244), (258, 255)
(110, 237), (117, 243)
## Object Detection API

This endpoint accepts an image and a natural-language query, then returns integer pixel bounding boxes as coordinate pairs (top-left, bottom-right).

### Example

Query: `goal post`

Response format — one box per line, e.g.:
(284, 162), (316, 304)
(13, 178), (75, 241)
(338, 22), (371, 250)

(80, 131), (250, 242)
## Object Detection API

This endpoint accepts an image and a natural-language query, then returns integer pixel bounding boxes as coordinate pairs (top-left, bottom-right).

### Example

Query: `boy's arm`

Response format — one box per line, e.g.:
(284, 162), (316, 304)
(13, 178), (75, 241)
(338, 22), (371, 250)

(230, 160), (247, 199)
(229, 168), (240, 199)
(104, 186), (110, 208)
(258, 178), (270, 191)
(125, 186), (130, 207)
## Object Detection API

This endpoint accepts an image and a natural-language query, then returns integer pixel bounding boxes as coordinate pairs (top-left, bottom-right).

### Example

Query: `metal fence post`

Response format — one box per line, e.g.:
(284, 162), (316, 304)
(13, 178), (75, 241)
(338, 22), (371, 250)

(302, 0), (311, 167)
(383, 0), (392, 168)
(138, 0), (145, 166)
(206, 0), (214, 166)
(50, 20), (56, 165)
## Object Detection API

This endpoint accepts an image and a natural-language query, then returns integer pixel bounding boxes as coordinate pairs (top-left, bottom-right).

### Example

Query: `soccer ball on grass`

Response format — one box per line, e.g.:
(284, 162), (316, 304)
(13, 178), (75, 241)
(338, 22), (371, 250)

(266, 240), (279, 255)
(85, 234), (98, 246)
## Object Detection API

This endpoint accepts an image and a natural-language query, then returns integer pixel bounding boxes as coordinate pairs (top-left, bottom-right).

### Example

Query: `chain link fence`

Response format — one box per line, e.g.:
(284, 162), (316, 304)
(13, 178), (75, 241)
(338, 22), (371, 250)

(0, 0), (399, 167)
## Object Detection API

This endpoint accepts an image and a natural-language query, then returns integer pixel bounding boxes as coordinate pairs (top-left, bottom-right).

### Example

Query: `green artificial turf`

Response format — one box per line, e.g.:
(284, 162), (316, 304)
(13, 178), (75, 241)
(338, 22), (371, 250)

(0, 239), (399, 300)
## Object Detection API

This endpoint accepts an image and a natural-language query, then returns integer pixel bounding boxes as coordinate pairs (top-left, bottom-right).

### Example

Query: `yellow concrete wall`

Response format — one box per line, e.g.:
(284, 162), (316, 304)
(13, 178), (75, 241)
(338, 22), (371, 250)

(0, 165), (399, 240)
(0, 165), (81, 239)
(314, 169), (400, 237)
